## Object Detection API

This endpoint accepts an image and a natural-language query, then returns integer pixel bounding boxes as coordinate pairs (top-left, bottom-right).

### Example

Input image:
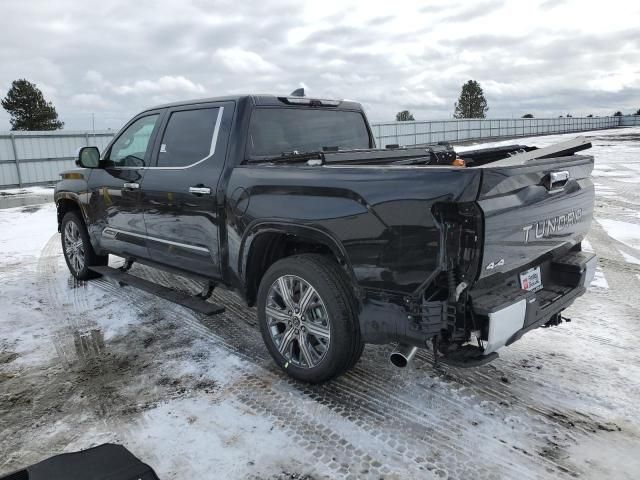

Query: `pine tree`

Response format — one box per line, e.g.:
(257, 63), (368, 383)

(396, 110), (415, 121)
(453, 80), (488, 119)
(1, 79), (64, 130)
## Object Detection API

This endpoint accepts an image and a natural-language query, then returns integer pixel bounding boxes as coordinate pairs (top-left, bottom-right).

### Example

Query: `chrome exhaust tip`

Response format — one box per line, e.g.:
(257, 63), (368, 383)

(389, 344), (418, 368)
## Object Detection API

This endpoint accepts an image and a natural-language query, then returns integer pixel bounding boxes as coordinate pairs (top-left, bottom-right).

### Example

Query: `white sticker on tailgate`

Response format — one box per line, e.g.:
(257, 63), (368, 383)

(519, 266), (543, 292)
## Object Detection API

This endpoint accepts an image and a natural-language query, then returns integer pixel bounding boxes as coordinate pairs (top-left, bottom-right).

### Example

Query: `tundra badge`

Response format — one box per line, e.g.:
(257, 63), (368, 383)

(522, 208), (583, 243)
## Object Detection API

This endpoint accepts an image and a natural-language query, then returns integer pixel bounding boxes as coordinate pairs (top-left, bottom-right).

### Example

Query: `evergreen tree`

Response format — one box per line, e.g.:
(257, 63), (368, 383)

(522, 113), (534, 118)
(635, 108), (640, 116)
(396, 110), (415, 121)
(1, 79), (64, 130)
(453, 80), (488, 119)
(613, 111), (623, 117)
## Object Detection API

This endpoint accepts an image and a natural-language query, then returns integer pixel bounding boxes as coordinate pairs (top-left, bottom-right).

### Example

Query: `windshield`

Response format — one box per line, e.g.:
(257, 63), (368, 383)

(247, 108), (371, 157)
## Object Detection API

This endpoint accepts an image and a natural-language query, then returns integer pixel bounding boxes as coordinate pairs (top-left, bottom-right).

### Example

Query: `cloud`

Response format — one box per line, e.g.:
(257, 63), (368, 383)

(112, 76), (207, 96)
(214, 48), (280, 74)
(70, 93), (112, 109)
(540, 0), (567, 9)
(0, 0), (639, 129)
(441, 0), (504, 22)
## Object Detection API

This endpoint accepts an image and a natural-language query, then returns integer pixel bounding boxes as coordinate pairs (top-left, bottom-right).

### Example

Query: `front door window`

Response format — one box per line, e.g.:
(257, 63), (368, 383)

(105, 114), (159, 167)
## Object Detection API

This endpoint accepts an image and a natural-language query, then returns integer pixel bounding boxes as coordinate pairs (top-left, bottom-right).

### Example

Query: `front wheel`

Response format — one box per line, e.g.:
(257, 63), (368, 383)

(61, 211), (108, 280)
(257, 254), (363, 383)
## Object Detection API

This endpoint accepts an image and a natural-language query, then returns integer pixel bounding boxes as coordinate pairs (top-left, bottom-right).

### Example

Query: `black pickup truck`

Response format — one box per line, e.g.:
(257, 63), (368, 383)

(54, 93), (596, 382)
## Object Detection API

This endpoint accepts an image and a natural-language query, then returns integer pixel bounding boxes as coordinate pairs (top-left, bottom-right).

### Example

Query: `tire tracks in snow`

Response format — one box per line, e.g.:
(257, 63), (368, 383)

(102, 263), (581, 477)
(37, 235), (631, 478)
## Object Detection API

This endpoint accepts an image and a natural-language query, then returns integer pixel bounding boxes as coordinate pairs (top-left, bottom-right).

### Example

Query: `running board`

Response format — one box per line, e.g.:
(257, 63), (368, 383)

(90, 266), (225, 315)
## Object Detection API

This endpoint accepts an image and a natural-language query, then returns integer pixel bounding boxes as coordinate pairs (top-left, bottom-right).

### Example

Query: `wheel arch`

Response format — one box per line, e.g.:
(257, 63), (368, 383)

(55, 193), (87, 232)
(239, 221), (358, 307)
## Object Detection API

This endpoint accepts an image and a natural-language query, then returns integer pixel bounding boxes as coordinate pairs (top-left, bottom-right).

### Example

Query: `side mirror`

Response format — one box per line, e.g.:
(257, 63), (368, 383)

(76, 146), (101, 168)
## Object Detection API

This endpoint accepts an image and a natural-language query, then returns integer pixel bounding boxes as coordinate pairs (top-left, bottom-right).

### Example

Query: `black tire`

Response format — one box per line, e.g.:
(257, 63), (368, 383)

(257, 254), (363, 383)
(61, 211), (108, 280)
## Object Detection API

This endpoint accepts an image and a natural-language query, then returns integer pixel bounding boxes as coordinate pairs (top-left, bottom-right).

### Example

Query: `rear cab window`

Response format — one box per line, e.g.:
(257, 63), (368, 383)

(247, 108), (372, 158)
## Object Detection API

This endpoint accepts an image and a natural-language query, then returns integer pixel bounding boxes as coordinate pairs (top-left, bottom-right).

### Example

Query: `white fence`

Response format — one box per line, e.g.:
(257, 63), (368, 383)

(370, 115), (622, 148)
(1, 115), (638, 188)
(0, 131), (114, 187)
(620, 115), (640, 127)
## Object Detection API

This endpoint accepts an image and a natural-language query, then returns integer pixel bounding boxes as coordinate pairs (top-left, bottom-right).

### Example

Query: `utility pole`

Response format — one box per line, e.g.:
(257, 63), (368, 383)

(91, 112), (95, 134)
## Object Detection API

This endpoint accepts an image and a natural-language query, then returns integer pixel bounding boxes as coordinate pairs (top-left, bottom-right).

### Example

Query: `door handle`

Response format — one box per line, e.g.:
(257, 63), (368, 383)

(123, 182), (139, 189)
(189, 186), (211, 195)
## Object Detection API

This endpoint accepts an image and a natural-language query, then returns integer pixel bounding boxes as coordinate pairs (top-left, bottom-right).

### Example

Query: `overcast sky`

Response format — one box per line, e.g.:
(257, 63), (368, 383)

(1, 0), (639, 130)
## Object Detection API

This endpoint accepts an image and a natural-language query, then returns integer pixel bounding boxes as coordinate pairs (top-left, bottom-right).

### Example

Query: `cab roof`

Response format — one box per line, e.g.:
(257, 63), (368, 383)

(143, 94), (363, 112)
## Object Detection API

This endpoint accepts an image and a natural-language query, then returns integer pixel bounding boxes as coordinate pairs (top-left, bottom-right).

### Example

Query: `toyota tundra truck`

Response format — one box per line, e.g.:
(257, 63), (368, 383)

(54, 92), (597, 383)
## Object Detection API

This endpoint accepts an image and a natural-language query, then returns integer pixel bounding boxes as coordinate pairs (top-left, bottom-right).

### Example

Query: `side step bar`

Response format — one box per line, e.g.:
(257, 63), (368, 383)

(90, 266), (226, 316)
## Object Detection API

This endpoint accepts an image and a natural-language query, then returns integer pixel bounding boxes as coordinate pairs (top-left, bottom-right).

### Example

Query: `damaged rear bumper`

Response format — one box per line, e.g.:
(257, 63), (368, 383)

(473, 251), (597, 354)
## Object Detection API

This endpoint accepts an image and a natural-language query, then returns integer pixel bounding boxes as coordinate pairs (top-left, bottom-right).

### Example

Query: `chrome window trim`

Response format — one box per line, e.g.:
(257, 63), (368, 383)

(102, 227), (210, 253)
(109, 106), (224, 171)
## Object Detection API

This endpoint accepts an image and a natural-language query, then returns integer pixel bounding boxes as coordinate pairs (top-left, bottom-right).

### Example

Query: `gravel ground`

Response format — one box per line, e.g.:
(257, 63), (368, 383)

(1, 127), (639, 479)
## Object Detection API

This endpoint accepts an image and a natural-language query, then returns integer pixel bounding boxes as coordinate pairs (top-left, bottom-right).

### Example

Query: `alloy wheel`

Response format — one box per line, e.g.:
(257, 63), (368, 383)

(265, 275), (331, 368)
(64, 220), (85, 274)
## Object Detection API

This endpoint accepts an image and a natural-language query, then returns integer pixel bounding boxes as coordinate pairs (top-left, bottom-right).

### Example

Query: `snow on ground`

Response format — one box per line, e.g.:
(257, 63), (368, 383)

(619, 251), (640, 265)
(1, 127), (640, 479)
(0, 203), (57, 262)
(596, 219), (640, 250)
(0, 185), (53, 196)
(0, 186), (54, 209)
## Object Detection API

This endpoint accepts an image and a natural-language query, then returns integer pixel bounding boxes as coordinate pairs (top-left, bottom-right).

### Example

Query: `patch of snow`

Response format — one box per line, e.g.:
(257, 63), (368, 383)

(594, 184), (617, 198)
(582, 239), (595, 253)
(592, 170), (628, 178)
(568, 432), (640, 480)
(0, 203), (57, 261)
(619, 250), (640, 265)
(0, 185), (54, 196)
(590, 267), (609, 289)
(597, 219), (640, 250)
(0, 265), (59, 367)
(119, 397), (326, 479)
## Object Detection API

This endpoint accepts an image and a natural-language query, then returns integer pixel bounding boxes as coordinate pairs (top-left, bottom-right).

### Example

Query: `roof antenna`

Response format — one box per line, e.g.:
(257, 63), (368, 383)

(290, 88), (305, 97)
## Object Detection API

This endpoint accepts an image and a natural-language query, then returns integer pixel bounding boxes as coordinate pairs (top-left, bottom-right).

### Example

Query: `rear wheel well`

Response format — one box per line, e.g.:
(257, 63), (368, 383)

(244, 233), (349, 306)
(56, 198), (82, 231)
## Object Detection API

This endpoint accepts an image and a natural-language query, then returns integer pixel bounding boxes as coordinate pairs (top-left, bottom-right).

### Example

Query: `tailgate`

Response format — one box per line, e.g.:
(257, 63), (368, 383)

(476, 154), (594, 280)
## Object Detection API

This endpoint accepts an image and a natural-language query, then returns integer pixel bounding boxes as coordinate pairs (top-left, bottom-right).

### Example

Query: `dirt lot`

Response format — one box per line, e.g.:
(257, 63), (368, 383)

(1, 128), (640, 479)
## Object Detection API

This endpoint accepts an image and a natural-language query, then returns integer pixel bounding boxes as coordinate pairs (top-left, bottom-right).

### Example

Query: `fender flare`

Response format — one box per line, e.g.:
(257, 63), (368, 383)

(238, 220), (358, 287)
(54, 192), (88, 228)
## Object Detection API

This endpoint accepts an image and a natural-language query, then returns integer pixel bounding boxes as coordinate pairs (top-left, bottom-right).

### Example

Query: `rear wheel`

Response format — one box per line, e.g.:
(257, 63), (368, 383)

(61, 211), (108, 280)
(257, 254), (363, 383)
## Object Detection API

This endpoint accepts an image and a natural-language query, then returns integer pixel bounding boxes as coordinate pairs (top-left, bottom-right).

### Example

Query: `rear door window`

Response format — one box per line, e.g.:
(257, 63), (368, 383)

(157, 108), (220, 168)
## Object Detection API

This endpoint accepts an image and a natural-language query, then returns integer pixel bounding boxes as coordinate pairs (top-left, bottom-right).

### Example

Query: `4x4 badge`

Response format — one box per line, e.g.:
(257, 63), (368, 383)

(486, 258), (505, 270)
